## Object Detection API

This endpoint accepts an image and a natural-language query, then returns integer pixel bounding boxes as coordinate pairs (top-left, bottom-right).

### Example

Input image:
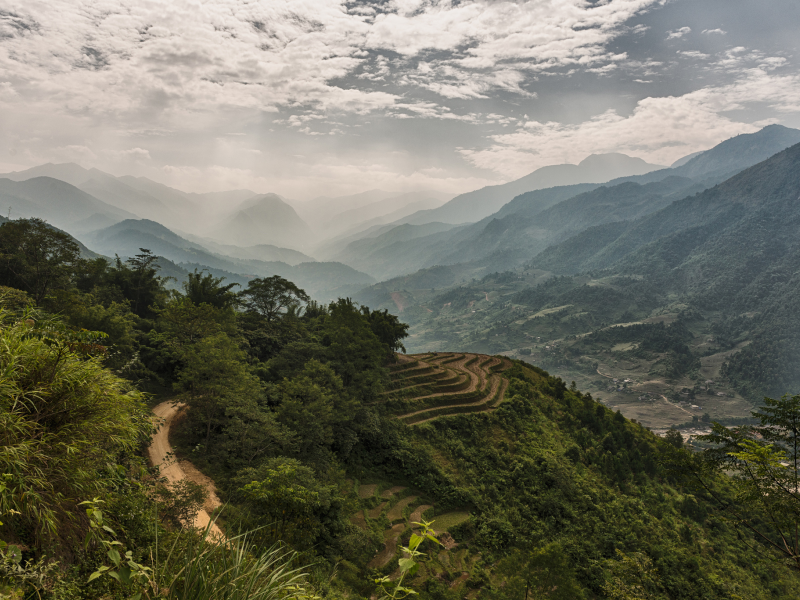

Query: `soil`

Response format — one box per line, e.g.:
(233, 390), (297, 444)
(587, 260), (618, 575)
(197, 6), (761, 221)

(148, 401), (224, 540)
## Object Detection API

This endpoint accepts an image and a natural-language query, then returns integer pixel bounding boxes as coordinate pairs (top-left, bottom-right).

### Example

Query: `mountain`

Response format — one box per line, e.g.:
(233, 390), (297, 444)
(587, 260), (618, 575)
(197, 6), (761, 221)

(186, 238), (314, 266)
(340, 125), (800, 286)
(331, 222), (464, 278)
(79, 218), (374, 301)
(671, 124), (800, 180)
(0, 176), (134, 229)
(211, 193), (312, 250)
(323, 192), (447, 239)
(0, 162), (267, 232)
(399, 153), (664, 227)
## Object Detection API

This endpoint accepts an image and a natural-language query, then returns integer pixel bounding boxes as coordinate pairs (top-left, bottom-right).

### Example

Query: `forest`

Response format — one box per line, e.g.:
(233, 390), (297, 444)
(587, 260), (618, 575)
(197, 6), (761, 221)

(1, 217), (799, 599)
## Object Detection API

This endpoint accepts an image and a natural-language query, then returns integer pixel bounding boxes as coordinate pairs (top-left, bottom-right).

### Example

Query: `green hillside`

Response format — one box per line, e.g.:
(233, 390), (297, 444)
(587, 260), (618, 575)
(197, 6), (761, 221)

(2, 216), (799, 599)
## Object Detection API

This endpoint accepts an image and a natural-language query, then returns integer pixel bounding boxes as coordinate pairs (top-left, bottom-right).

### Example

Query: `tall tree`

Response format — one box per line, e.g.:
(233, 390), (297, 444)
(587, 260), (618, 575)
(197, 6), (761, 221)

(0, 218), (81, 305)
(183, 269), (239, 309)
(240, 275), (309, 322)
(698, 393), (800, 571)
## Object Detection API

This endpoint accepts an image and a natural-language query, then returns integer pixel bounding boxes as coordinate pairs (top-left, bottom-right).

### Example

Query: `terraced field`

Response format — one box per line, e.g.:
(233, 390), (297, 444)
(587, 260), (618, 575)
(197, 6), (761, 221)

(350, 483), (474, 579)
(383, 352), (512, 424)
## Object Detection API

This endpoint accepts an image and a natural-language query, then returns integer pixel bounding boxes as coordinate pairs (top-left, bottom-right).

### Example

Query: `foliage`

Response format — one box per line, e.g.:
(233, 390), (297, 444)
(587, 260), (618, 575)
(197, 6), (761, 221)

(0, 308), (149, 550)
(0, 218), (82, 305)
(375, 520), (441, 600)
(241, 276), (310, 322)
(697, 393), (800, 571)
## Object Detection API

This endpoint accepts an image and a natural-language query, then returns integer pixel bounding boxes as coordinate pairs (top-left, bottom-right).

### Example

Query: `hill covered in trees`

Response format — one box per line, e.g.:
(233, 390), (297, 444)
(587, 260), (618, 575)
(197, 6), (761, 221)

(0, 216), (798, 599)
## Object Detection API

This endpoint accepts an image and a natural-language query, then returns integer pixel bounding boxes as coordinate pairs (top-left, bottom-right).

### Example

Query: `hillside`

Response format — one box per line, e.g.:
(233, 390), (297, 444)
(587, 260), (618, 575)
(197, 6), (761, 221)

(212, 193), (312, 250)
(403, 153), (664, 227)
(0, 176), (134, 229)
(337, 126), (800, 283)
(79, 218), (374, 301)
(368, 140), (800, 421)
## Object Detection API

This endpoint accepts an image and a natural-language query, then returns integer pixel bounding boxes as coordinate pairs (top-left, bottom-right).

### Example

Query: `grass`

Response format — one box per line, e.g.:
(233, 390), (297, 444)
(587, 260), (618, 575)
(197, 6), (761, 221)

(431, 512), (470, 533)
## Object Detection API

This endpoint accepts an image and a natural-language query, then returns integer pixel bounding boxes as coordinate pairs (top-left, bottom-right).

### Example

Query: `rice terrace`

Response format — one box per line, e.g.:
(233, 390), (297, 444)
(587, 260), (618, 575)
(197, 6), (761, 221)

(383, 353), (512, 424)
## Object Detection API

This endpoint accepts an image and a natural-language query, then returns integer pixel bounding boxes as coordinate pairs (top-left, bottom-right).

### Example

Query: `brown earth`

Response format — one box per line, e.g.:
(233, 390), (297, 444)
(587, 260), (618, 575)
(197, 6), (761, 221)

(148, 401), (224, 539)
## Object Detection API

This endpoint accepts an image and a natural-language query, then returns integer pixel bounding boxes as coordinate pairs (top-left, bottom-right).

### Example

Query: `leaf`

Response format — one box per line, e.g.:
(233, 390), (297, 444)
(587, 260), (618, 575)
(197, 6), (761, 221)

(108, 547), (121, 566)
(408, 533), (423, 551)
(118, 564), (132, 584)
(398, 558), (416, 573)
(87, 567), (108, 582)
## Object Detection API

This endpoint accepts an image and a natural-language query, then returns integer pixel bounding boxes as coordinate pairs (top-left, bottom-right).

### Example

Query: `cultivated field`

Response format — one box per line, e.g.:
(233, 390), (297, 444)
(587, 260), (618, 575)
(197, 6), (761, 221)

(382, 352), (512, 424)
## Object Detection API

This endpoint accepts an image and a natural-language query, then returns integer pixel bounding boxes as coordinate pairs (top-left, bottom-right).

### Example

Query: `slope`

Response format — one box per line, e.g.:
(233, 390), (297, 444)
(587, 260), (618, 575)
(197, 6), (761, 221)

(400, 153), (664, 227)
(212, 193), (312, 250)
(0, 176), (135, 229)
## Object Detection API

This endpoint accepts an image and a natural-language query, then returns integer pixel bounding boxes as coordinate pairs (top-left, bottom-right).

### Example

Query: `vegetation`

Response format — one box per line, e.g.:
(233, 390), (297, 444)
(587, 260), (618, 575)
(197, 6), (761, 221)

(1, 216), (800, 599)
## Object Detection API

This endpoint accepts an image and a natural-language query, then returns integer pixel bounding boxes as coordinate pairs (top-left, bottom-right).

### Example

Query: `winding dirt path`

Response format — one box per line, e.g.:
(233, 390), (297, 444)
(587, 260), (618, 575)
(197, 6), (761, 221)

(148, 401), (224, 539)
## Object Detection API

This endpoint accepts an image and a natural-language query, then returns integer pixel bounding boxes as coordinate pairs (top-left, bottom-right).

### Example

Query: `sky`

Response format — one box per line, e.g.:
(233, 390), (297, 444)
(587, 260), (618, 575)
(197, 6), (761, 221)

(1, 0), (799, 200)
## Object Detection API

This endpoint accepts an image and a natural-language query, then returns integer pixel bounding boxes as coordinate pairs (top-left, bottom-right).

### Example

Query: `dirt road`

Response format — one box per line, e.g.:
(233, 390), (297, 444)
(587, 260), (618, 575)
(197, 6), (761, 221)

(148, 401), (224, 539)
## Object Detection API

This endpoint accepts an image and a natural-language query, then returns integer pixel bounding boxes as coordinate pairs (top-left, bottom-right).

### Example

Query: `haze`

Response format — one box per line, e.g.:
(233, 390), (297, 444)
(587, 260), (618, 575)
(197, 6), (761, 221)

(2, 0), (800, 200)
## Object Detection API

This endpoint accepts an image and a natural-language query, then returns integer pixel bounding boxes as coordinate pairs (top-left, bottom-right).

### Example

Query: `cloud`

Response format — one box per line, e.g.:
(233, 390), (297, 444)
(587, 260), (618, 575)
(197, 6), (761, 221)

(702, 28), (726, 35)
(460, 67), (800, 179)
(0, 0), (662, 126)
(667, 27), (691, 40)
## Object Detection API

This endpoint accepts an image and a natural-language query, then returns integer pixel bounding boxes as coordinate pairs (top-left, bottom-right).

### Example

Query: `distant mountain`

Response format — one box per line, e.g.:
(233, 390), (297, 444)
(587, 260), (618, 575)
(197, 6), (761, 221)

(534, 138), (800, 277)
(211, 193), (312, 250)
(0, 176), (134, 229)
(0, 162), (266, 232)
(78, 218), (373, 301)
(323, 192), (446, 239)
(670, 151), (704, 168)
(399, 153), (664, 227)
(341, 125), (800, 285)
(672, 124), (800, 180)
(332, 222), (463, 278)
(293, 189), (401, 229)
(188, 238), (314, 266)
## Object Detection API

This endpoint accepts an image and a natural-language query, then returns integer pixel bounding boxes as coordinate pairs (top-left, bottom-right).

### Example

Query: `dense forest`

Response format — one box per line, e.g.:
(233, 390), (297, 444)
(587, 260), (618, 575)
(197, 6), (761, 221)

(1, 217), (799, 599)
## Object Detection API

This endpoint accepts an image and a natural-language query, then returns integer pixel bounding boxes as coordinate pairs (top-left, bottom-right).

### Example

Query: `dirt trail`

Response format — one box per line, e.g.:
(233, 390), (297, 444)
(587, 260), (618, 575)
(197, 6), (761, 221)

(149, 401), (224, 539)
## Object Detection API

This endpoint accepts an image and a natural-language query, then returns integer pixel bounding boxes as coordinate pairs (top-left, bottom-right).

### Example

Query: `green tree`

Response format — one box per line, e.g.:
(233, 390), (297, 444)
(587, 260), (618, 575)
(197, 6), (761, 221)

(235, 458), (338, 550)
(601, 550), (660, 600)
(0, 308), (148, 550)
(240, 276), (310, 322)
(361, 306), (409, 359)
(0, 218), (82, 305)
(273, 360), (355, 468)
(183, 269), (239, 309)
(699, 393), (800, 571)
(495, 543), (584, 600)
(174, 332), (264, 452)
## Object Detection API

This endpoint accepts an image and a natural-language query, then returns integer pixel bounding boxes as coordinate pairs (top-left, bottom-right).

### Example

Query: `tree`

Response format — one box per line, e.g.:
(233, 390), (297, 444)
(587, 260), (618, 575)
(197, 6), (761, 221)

(698, 393), (800, 571)
(240, 276), (309, 322)
(234, 458), (339, 550)
(183, 269), (239, 309)
(495, 543), (584, 600)
(362, 306), (409, 359)
(102, 249), (170, 318)
(663, 429), (684, 449)
(173, 332), (264, 452)
(0, 307), (148, 550)
(0, 218), (81, 305)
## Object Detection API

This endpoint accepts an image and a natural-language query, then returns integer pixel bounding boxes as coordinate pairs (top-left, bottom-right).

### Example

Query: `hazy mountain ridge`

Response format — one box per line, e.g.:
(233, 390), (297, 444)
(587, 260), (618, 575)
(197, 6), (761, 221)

(398, 152), (664, 228)
(78, 218), (374, 301)
(0, 176), (135, 229)
(341, 124), (800, 287)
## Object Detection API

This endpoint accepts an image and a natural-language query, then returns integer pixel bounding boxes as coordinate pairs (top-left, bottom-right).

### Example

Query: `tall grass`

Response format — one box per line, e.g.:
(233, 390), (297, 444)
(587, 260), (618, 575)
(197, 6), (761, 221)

(156, 526), (310, 600)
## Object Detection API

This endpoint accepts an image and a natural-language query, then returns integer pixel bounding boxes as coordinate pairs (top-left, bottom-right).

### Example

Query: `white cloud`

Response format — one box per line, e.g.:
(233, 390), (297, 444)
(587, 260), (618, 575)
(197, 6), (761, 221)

(667, 27), (691, 40)
(460, 67), (800, 178)
(702, 28), (726, 35)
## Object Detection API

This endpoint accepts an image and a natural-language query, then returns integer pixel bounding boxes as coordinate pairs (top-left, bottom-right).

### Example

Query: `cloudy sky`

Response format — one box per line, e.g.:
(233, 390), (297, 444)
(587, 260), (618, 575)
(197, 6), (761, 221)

(1, 0), (799, 200)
